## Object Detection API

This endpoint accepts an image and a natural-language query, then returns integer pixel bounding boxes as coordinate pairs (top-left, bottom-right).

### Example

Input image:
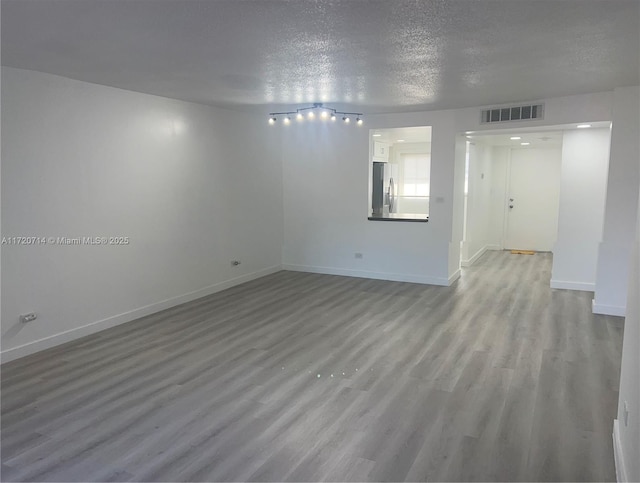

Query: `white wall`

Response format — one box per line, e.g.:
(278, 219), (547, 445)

(281, 91), (614, 287)
(461, 141), (493, 265)
(449, 135), (467, 280)
(1, 72), (623, 361)
(282, 110), (458, 286)
(1, 67), (283, 361)
(455, 91), (613, 134)
(0, 13), (3, 364)
(614, 189), (640, 483)
(551, 128), (611, 291)
(484, 146), (562, 253)
(594, 86), (640, 316)
(487, 146), (510, 249)
(472, 129), (611, 292)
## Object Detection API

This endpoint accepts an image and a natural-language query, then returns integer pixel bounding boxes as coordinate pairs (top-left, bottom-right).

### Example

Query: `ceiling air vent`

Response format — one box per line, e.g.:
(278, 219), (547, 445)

(481, 103), (544, 124)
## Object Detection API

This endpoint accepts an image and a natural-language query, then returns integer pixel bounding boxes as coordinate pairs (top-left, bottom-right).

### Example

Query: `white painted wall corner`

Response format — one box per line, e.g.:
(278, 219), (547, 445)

(447, 269), (461, 285)
(613, 419), (628, 482)
(461, 245), (488, 267)
(0, 265), (282, 364)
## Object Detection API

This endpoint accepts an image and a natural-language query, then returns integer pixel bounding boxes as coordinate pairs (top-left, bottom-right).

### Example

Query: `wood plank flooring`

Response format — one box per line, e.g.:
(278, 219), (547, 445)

(1, 251), (624, 482)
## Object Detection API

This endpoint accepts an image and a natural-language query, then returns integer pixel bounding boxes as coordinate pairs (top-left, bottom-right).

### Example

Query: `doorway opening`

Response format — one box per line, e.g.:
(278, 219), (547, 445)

(459, 122), (611, 282)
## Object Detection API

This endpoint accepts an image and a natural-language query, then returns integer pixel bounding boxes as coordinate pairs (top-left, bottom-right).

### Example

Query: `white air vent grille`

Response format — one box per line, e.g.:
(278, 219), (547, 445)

(481, 103), (544, 123)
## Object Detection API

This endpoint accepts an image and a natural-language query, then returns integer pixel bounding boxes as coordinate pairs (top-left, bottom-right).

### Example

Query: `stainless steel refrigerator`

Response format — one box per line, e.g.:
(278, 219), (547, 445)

(372, 161), (398, 216)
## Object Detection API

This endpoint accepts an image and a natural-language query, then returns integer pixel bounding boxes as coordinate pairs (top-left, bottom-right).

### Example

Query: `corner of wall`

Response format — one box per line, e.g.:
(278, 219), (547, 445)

(1, 264), (282, 363)
(613, 419), (628, 483)
(461, 245), (488, 267)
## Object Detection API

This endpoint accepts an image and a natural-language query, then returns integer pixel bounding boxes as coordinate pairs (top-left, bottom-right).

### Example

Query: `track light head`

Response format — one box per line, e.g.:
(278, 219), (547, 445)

(268, 105), (362, 127)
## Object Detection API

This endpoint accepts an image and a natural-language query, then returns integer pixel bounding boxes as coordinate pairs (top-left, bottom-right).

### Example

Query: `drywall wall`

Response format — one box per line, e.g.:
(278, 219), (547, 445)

(1, 67), (283, 361)
(552, 128), (611, 291)
(487, 146), (510, 250)
(2, 74), (620, 361)
(0, 31), (3, 361)
(614, 189), (640, 483)
(448, 135), (467, 280)
(281, 109), (457, 285)
(281, 91), (613, 287)
(594, 86), (640, 316)
(455, 91), (613, 134)
(461, 141), (493, 265)
(612, 87), (640, 482)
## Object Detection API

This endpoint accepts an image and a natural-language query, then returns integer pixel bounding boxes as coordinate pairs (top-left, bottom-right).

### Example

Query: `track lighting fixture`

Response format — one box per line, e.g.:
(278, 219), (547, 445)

(268, 103), (363, 126)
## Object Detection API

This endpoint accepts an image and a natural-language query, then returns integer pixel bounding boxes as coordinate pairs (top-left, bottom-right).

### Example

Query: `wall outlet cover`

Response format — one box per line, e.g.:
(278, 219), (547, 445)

(20, 313), (37, 323)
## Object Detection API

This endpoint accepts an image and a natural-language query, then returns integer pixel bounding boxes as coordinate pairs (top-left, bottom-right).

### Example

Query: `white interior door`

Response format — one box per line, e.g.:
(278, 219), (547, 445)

(504, 147), (562, 251)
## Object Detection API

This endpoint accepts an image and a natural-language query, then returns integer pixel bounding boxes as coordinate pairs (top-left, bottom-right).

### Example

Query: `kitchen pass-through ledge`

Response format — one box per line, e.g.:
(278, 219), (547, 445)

(368, 214), (429, 222)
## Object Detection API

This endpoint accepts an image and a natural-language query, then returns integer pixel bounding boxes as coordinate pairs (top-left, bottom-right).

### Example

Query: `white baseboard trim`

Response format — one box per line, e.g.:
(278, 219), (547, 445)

(281, 263), (450, 286)
(550, 279), (595, 292)
(448, 269), (461, 285)
(461, 246), (488, 267)
(592, 299), (626, 317)
(485, 244), (502, 251)
(613, 419), (628, 482)
(0, 265), (282, 364)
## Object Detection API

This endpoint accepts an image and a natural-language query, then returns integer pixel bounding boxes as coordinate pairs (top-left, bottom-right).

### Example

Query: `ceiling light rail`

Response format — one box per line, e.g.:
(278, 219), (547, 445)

(268, 103), (363, 125)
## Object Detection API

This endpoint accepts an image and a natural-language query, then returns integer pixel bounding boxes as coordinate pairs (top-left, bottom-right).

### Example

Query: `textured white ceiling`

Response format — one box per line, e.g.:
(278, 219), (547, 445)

(2, 0), (639, 113)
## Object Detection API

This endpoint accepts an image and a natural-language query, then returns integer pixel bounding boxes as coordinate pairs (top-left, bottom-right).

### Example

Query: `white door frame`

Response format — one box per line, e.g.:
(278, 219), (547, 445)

(500, 148), (513, 250)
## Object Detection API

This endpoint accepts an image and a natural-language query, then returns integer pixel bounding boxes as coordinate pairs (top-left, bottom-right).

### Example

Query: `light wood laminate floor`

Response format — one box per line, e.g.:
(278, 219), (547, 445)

(1, 251), (624, 482)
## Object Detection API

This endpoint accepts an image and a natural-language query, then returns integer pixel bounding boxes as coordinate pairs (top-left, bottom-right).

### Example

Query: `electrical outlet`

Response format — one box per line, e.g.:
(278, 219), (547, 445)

(623, 400), (629, 427)
(20, 313), (37, 323)
(355, 253), (363, 259)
